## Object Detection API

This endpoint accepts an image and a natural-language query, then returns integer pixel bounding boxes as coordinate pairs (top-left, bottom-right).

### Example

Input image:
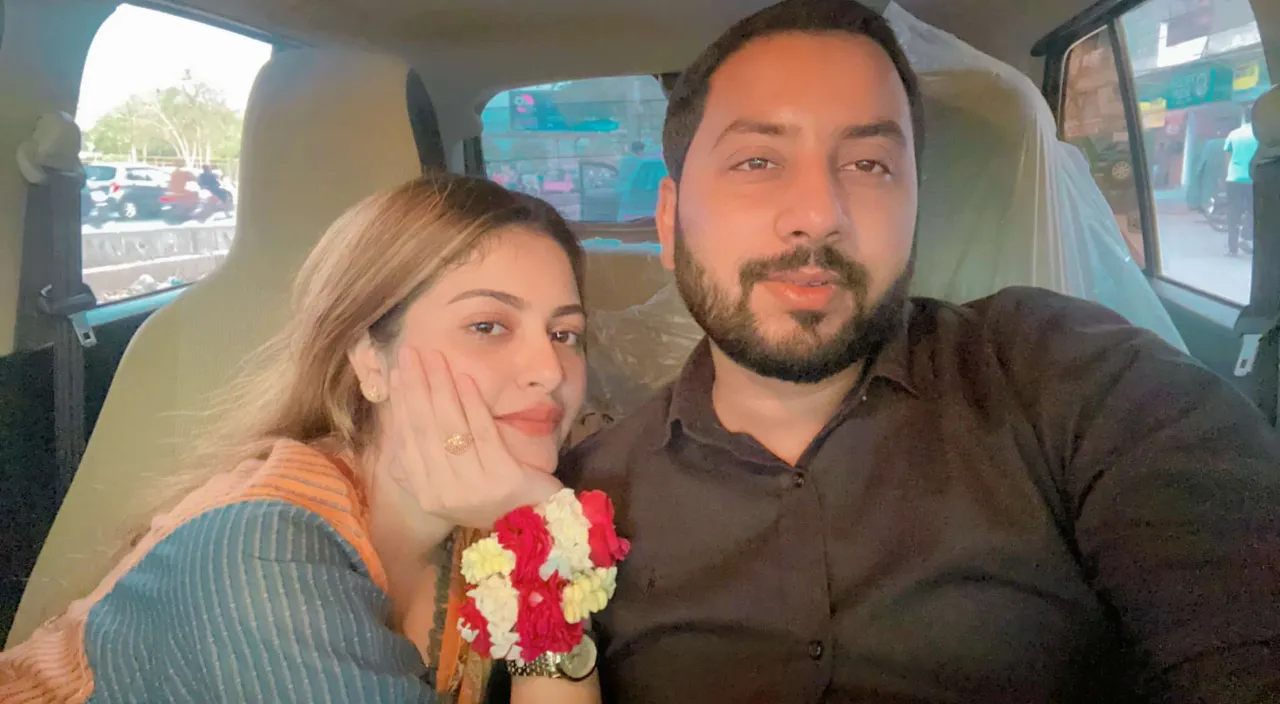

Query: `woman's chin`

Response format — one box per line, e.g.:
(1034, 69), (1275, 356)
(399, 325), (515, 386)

(500, 429), (562, 476)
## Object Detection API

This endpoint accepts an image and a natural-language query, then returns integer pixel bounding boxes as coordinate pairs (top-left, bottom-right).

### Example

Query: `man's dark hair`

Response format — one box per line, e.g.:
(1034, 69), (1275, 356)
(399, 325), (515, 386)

(630, 140), (646, 155)
(662, 0), (924, 182)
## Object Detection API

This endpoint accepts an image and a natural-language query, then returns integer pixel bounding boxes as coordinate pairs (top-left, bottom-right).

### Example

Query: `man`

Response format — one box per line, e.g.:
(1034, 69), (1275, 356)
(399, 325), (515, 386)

(616, 140), (647, 194)
(562, 1), (1280, 701)
(1224, 114), (1258, 256)
(198, 164), (231, 206)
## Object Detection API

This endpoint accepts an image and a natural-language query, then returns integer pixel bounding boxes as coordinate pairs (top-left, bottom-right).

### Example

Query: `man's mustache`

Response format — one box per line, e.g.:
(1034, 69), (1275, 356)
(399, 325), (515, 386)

(738, 245), (868, 293)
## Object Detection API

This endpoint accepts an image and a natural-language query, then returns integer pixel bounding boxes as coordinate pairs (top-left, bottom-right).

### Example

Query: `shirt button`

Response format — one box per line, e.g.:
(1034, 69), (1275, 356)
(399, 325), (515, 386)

(792, 473), (806, 488)
(808, 640), (824, 660)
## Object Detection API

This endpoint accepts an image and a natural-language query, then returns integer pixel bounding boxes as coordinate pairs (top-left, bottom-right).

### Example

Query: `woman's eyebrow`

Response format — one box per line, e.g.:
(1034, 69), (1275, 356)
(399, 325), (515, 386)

(449, 289), (526, 308)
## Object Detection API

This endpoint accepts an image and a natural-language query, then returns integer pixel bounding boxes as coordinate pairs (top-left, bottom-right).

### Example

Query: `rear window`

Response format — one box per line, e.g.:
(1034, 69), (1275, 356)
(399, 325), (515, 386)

(84, 165), (116, 181)
(480, 76), (669, 223)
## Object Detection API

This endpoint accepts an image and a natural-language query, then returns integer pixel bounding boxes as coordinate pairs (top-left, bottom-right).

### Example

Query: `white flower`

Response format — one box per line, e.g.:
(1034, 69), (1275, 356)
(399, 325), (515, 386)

(537, 489), (594, 579)
(468, 575), (519, 641)
(561, 566), (618, 623)
(461, 536), (516, 584)
(490, 630), (522, 661)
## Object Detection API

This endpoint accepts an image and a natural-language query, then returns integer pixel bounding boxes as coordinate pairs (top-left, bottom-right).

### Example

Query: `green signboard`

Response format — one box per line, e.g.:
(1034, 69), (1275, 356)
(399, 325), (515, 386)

(1163, 65), (1235, 109)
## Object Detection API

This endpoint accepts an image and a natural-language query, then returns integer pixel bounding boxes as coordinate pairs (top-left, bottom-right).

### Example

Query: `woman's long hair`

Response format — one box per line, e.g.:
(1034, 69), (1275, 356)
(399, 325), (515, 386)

(144, 170), (584, 527)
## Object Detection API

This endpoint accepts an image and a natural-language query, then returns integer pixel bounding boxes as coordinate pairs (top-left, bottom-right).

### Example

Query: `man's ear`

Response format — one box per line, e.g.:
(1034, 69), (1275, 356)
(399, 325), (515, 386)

(656, 176), (678, 271)
(348, 334), (389, 402)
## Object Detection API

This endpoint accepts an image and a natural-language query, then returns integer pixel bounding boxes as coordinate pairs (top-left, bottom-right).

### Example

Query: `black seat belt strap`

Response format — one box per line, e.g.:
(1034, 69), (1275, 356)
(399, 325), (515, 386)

(26, 172), (97, 498)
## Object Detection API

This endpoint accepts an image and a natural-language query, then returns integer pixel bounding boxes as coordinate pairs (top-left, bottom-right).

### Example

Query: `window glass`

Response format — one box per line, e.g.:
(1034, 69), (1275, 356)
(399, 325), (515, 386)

(76, 5), (271, 304)
(1062, 27), (1148, 270)
(480, 76), (669, 224)
(1120, 0), (1266, 304)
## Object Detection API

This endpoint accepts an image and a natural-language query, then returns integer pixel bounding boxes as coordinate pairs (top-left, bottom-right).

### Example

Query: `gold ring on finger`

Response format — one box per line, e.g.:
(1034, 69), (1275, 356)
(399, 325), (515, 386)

(443, 432), (474, 456)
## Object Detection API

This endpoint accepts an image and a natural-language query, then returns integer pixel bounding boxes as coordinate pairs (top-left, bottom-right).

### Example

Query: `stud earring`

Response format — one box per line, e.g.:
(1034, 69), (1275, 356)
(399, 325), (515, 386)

(362, 383), (386, 403)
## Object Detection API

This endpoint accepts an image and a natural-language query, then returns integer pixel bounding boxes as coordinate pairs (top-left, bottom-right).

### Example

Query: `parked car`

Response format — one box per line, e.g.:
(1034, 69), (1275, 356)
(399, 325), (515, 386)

(83, 163), (170, 221)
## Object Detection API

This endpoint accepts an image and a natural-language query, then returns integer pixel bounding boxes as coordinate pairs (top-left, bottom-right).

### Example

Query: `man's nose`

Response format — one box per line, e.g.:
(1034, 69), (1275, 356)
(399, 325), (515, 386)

(775, 157), (845, 243)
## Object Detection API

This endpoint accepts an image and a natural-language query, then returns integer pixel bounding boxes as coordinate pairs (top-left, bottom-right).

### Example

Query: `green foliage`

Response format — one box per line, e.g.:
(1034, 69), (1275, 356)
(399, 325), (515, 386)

(84, 70), (242, 165)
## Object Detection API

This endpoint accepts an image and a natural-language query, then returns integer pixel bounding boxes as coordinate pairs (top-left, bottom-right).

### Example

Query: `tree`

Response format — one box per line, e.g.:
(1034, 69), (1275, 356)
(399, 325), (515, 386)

(85, 70), (243, 165)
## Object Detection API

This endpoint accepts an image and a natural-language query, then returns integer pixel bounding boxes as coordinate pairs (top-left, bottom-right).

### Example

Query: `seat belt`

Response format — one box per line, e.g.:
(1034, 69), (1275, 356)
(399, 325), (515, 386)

(1232, 102), (1277, 426)
(16, 113), (98, 499)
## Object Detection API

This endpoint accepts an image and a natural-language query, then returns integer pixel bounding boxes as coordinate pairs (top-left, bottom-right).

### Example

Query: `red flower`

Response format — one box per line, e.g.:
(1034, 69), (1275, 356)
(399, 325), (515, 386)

(515, 574), (583, 656)
(494, 506), (553, 584)
(579, 490), (631, 567)
(458, 597), (493, 658)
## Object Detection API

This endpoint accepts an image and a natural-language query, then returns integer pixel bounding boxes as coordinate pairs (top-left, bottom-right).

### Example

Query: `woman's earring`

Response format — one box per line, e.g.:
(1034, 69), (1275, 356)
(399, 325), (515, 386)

(362, 383), (386, 404)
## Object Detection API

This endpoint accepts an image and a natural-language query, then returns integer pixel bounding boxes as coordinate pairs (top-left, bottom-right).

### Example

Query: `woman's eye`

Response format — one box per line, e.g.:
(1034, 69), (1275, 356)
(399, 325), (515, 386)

(468, 321), (508, 336)
(732, 157), (776, 172)
(551, 330), (582, 347)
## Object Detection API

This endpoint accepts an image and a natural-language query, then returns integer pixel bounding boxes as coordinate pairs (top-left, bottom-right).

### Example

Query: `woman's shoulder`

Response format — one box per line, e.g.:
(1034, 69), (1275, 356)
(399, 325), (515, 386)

(165, 438), (385, 587)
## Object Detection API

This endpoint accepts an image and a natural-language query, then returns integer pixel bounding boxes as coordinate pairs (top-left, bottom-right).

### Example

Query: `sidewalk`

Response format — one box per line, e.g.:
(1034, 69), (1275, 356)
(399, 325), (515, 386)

(1153, 201), (1252, 305)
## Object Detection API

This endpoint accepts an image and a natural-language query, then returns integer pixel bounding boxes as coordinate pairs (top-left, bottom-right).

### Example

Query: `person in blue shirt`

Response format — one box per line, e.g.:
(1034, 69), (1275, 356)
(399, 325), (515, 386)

(1224, 113), (1258, 255)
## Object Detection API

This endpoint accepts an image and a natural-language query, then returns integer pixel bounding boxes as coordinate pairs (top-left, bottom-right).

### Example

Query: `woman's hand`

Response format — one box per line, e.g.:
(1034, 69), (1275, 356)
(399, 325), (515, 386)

(387, 347), (563, 529)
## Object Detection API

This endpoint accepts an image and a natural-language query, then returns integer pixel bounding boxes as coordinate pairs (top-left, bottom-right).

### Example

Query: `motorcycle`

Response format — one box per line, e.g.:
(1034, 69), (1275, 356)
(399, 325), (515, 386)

(159, 181), (235, 225)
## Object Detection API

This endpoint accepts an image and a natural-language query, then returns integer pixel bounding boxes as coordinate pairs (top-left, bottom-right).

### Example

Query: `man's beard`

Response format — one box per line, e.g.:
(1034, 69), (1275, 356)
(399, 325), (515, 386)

(672, 222), (911, 384)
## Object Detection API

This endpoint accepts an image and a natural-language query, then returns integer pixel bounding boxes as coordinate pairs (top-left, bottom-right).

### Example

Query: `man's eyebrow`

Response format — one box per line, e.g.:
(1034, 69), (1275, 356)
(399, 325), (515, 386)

(713, 118), (908, 148)
(449, 289), (526, 309)
(714, 119), (794, 148)
(840, 120), (907, 146)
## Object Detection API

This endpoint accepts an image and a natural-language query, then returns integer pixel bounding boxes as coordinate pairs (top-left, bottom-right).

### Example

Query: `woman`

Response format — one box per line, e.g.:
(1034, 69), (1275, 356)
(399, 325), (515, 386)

(1, 173), (600, 703)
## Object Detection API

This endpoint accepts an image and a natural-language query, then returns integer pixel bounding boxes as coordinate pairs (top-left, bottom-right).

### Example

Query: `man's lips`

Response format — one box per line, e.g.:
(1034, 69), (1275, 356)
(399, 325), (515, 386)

(495, 404), (565, 438)
(759, 267), (841, 309)
(766, 267), (840, 287)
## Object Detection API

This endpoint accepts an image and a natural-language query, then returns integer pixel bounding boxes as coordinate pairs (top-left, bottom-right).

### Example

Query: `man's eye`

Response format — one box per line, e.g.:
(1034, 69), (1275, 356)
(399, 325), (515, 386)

(468, 321), (508, 336)
(847, 159), (889, 175)
(732, 157), (777, 172)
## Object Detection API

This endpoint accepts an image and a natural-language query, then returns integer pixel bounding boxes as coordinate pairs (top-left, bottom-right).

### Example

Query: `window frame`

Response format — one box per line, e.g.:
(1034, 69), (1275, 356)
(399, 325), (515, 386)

(73, 4), (284, 316)
(1038, 0), (1264, 309)
(474, 74), (670, 226)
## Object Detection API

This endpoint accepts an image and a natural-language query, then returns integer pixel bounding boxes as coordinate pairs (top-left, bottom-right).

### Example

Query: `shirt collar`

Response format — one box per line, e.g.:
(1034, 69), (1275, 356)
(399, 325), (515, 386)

(660, 301), (921, 450)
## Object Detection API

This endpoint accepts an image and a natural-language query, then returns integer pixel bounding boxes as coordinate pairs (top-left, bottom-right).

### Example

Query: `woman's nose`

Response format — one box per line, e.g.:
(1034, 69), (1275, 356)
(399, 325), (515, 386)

(518, 335), (566, 390)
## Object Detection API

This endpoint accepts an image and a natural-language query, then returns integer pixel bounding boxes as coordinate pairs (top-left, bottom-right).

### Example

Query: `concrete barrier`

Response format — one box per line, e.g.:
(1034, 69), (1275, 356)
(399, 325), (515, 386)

(82, 222), (235, 302)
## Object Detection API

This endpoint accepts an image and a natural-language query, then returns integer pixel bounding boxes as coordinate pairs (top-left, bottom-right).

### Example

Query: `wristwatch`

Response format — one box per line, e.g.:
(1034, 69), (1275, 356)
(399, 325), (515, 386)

(507, 632), (597, 682)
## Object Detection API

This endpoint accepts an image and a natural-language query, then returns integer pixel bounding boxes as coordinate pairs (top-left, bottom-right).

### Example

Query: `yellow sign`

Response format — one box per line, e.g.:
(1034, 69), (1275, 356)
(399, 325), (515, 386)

(1141, 98), (1167, 129)
(1234, 62), (1260, 92)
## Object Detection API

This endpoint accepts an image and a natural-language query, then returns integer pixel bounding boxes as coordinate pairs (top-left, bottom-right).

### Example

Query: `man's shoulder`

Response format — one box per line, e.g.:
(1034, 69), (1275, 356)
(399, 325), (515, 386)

(561, 387), (675, 490)
(914, 286), (1133, 340)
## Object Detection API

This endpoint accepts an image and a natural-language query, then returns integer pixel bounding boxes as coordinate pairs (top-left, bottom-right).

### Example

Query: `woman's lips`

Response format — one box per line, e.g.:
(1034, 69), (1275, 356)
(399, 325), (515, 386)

(495, 405), (565, 438)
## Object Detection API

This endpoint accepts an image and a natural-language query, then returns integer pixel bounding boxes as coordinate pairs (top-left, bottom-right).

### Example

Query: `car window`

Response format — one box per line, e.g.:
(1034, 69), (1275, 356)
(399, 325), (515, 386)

(83, 165), (116, 181)
(1061, 0), (1267, 305)
(479, 76), (668, 225)
(76, 4), (270, 305)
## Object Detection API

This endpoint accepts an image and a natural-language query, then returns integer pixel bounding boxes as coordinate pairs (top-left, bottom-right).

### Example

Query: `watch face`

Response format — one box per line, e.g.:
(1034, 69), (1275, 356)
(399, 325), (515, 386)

(558, 635), (597, 681)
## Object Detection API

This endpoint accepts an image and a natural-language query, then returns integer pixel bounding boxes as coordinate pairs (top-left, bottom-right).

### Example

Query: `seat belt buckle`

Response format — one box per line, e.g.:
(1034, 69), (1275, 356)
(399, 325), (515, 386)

(1236, 333), (1262, 377)
(37, 284), (98, 348)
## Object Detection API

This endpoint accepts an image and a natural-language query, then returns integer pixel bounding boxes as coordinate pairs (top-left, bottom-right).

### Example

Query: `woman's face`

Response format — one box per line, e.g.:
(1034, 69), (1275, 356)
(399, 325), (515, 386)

(388, 226), (587, 474)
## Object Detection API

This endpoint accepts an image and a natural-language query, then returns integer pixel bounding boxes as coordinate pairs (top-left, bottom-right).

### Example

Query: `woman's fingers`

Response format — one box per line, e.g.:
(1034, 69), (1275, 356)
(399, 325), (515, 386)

(387, 363), (436, 503)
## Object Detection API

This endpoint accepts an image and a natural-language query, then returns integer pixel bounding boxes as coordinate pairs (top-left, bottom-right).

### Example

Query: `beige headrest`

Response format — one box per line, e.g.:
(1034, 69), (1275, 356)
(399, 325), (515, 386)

(912, 68), (1065, 303)
(8, 47), (424, 646)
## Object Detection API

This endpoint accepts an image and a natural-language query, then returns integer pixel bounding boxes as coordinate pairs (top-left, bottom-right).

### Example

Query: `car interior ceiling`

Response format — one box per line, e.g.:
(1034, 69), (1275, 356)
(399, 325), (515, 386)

(0, 0), (1276, 646)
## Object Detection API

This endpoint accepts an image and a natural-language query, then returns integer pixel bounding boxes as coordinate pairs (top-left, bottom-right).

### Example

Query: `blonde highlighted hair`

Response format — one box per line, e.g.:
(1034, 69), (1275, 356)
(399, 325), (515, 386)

(143, 170), (584, 527)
